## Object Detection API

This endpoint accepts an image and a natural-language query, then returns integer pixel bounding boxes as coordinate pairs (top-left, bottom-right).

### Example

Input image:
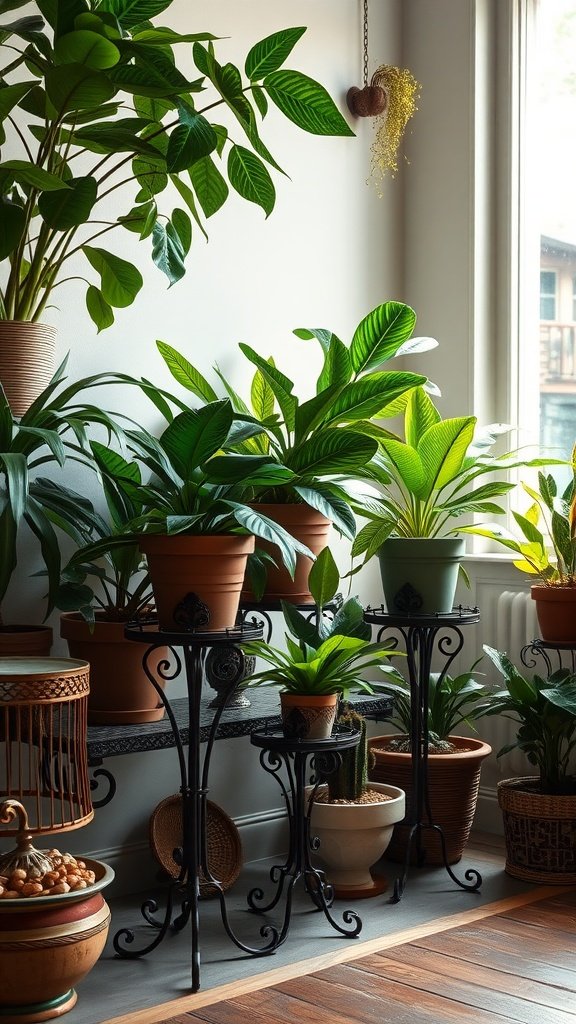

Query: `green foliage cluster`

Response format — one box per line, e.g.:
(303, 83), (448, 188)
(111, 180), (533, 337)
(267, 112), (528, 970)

(0, 1), (352, 327)
(483, 645), (576, 794)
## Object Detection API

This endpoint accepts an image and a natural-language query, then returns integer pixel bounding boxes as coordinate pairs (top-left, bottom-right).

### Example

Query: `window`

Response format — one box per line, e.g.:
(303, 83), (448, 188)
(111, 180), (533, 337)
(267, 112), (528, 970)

(539, 270), (556, 321)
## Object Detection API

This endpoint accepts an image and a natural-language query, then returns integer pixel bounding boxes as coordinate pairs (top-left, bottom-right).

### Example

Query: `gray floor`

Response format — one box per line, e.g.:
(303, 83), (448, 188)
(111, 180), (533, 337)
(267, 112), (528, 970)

(65, 843), (534, 1024)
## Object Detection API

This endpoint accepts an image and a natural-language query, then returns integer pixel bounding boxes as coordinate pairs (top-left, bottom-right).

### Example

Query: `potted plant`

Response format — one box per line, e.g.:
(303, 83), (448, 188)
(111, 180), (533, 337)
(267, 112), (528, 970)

(352, 384), (550, 614)
(368, 662), (493, 865)
(476, 460), (576, 642)
(482, 644), (576, 883)
(0, 2), (353, 411)
(307, 704), (405, 899)
(67, 398), (313, 632)
(150, 299), (433, 602)
(242, 548), (401, 738)
(0, 358), (119, 656)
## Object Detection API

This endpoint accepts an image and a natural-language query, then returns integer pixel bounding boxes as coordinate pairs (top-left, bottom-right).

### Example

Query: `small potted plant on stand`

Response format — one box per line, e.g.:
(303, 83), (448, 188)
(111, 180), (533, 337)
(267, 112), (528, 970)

(368, 662), (493, 865)
(151, 299), (433, 602)
(482, 644), (576, 883)
(476, 459), (576, 642)
(352, 385), (551, 614)
(308, 704), (405, 898)
(243, 548), (400, 738)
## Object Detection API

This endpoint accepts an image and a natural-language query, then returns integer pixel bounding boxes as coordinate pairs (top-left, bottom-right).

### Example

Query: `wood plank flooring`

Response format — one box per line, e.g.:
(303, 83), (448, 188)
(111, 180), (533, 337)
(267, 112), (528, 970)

(105, 886), (576, 1024)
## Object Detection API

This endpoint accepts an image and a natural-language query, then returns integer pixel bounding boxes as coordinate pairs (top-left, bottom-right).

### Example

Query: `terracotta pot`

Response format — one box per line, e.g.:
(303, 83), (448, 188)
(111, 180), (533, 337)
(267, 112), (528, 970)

(0, 625), (52, 657)
(0, 321), (57, 417)
(308, 781), (405, 898)
(368, 734), (492, 864)
(241, 503), (331, 605)
(139, 534), (255, 632)
(531, 584), (576, 643)
(60, 613), (168, 724)
(498, 776), (576, 883)
(0, 858), (113, 1022)
(280, 692), (338, 740)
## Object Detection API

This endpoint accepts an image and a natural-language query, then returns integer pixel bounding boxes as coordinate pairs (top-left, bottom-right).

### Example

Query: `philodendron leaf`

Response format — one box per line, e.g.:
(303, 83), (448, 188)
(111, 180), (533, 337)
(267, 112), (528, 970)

(245, 27), (307, 80)
(119, 200), (157, 239)
(308, 546), (339, 608)
(86, 285), (114, 332)
(189, 155), (229, 218)
(83, 245), (143, 307)
(0, 160), (70, 191)
(151, 219), (186, 286)
(45, 63), (116, 113)
(166, 110), (217, 173)
(161, 401), (233, 478)
(227, 145), (275, 216)
(38, 174), (97, 228)
(100, 0), (173, 30)
(0, 80), (36, 119)
(53, 29), (120, 68)
(156, 340), (219, 403)
(264, 69), (354, 136)
(350, 301), (417, 375)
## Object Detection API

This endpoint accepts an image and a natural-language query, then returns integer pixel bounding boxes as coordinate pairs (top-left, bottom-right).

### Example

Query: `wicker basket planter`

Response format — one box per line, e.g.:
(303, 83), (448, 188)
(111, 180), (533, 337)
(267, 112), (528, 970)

(498, 776), (576, 883)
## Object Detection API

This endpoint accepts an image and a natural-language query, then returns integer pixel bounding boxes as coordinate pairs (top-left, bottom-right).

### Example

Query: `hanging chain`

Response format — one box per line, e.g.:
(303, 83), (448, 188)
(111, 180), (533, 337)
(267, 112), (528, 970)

(363, 0), (369, 87)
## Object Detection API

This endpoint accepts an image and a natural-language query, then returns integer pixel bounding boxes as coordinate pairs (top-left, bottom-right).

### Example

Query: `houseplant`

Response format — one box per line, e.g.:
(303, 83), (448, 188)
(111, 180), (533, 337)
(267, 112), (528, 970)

(151, 299), (433, 601)
(243, 548), (401, 738)
(0, 3), (353, 411)
(307, 704), (405, 898)
(0, 356), (120, 655)
(352, 384), (550, 614)
(65, 397), (314, 632)
(475, 461), (576, 642)
(482, 644), (576, 882)
(368, 662), (493, 864)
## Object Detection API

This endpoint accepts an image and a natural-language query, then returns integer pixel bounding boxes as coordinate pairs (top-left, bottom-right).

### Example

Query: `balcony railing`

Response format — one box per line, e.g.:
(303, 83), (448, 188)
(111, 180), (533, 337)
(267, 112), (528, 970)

(540, 322), (576, 381)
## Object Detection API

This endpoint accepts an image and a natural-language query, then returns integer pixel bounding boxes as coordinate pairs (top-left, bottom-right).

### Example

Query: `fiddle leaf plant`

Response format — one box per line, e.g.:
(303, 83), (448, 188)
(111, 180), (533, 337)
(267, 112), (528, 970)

(0, 2), (353, 328)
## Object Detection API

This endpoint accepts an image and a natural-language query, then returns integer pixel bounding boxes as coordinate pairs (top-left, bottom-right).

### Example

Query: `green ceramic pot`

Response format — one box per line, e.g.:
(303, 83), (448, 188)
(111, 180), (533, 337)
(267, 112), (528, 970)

(377, 537), (466, 615)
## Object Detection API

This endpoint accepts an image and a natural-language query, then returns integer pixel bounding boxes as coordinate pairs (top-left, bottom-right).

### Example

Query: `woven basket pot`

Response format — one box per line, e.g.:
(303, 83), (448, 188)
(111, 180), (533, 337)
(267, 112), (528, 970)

(530, 584), (576, 643)
(0, 321), (57, 417)
(241, 503), (331, 605)
(498, 776), (576, 883)
(60, 613), (169, 724)
(139, 534), (255, 632)
(368, 734), (492, 865)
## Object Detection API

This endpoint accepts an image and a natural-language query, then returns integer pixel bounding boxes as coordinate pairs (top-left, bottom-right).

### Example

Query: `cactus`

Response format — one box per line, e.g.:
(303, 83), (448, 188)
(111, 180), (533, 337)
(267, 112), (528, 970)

(326, 705), (375, 802)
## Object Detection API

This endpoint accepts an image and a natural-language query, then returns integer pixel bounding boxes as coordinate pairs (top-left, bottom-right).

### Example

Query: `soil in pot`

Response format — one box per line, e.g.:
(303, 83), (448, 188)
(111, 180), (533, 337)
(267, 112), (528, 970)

(241, 504), (331, 605)
(368, 734), (492, 864)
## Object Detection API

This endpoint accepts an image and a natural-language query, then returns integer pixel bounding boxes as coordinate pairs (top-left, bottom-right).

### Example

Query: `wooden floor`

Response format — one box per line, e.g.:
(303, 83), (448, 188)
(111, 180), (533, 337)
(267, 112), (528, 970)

(106, 885), (576, 1024)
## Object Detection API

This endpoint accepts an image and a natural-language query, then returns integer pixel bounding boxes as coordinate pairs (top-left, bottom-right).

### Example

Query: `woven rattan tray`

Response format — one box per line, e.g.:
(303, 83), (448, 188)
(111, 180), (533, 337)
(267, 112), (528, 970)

(149, 795), (242, 897)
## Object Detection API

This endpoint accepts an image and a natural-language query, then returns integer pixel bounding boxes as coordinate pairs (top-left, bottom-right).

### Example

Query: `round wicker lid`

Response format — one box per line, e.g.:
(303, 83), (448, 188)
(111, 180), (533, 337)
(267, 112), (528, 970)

(149, 795), (242, 898)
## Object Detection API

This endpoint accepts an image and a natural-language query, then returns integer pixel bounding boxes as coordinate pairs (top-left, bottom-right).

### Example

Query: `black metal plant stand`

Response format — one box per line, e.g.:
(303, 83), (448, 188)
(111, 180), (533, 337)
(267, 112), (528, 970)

(112, 617), (280, 993)
(248, 729), (363, 944)
(364, 605), (483, 902)
(521, 637), (576, 674)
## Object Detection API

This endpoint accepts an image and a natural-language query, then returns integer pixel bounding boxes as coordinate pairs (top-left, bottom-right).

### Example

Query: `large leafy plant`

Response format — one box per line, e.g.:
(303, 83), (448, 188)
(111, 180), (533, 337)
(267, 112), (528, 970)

(351, 385), (550, 567)
(0, 356), (122, 624)
(148, 301), (434, 541)
(69, 397), (315, 575)
(483, 644), (576, 794)
(0, 2), (353, 327)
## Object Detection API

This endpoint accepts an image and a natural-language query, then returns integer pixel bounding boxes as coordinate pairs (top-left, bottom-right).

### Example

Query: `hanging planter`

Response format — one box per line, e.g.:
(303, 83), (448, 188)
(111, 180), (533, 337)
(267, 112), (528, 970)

(0, 322), (57, 417)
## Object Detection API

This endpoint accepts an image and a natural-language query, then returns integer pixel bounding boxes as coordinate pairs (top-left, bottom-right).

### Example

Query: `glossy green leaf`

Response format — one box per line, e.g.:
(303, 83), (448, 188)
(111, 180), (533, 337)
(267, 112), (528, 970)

(0, 160), (70, 191)
(308, 546), (339, 608)
(53, 29), (120, 68)
(98, 0), (173, 29)
(245, 27), (306, 80)
(378, 440), (426, 496)
(189, 155), (229, 218)
(252, 85), (268, 118)
(264, 69), (354, 136)
(204, 454), (294, 487)
(170, 174), (208, 240)
(418, 417), (476, 495)
(167, 111), (217, 173)
(83, 245), (143, 308)
(288, 429), (377, 478)
(85, 285), (114, 332)
(38, 174), (96, 228)
(36, 0), (86, 36)
(152, 219), (186, 286)
(405, 385), (441, 447)
(251, 368), (275, 421)
(75, 120), (162, 159)
(294, 484), (357, 540)
(294, 385), (343, 444)
(131, 28), (217, 45)
(0, 197), (25, 259)
(227, 145), (275, 216)
(350, 301), (417, 375)
(156, 340), (218, 402)
(108, 50), (195, 97)
(118, 200), (157, 239)
(133, 153), (168, 198)
(45, 63), (115, 113)
(238, 343), (296, 431)
(325, 372), (426, 425)
(160, 401), (233, 478)
(171, 208), (192, 255)
(317, 336), (351, 391)
(0, 79), (36, 119)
